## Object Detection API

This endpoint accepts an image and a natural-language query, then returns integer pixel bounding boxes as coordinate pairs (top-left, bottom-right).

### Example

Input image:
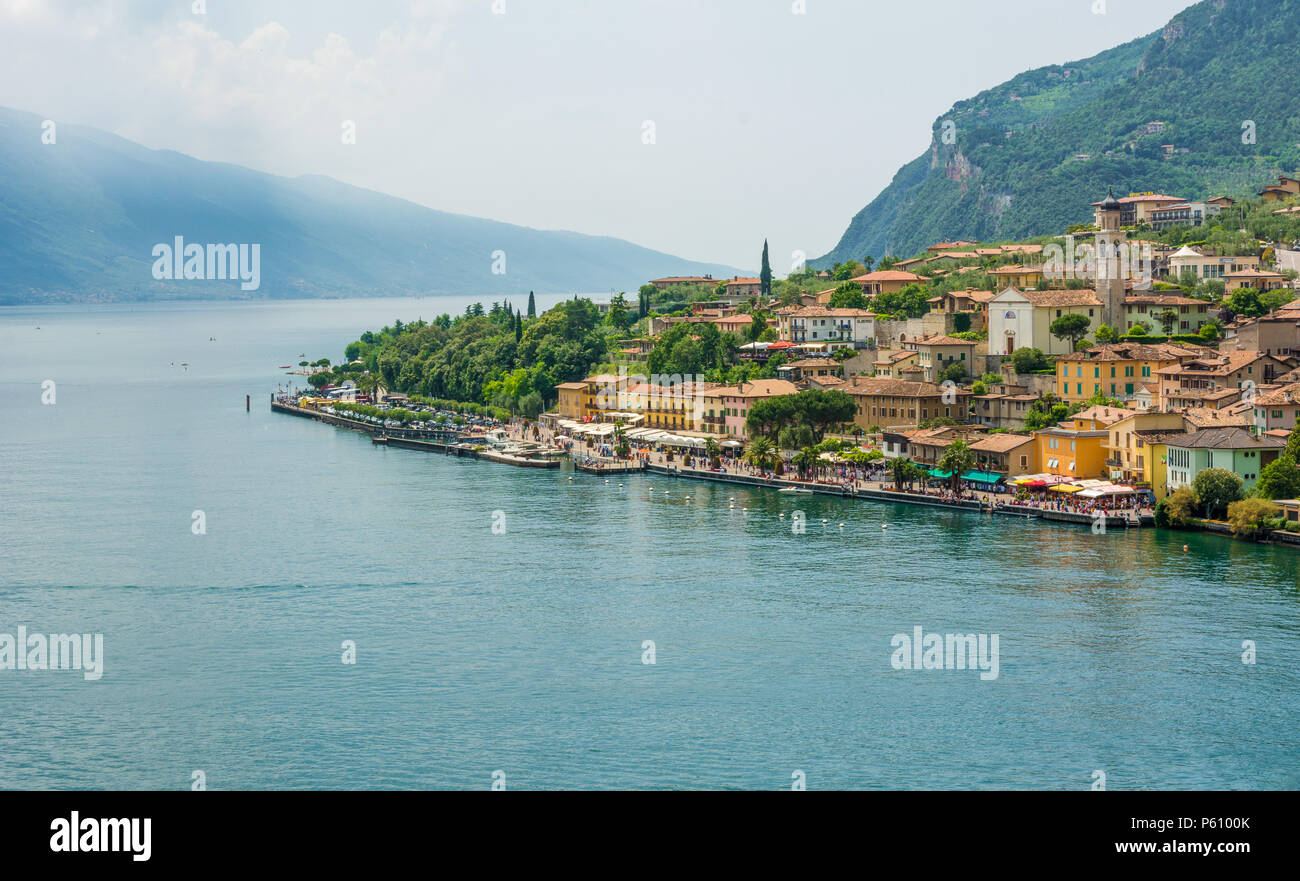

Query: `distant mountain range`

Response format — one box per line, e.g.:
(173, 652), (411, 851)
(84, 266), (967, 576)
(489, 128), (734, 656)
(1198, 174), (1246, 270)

(0, 106), (741, 305)
(817, 0), (1300, 264)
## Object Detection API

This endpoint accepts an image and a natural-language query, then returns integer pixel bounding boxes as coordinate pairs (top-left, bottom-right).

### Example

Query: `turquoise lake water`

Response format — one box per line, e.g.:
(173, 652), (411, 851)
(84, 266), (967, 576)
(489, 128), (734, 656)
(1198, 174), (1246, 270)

(1, 297), (1298, 790)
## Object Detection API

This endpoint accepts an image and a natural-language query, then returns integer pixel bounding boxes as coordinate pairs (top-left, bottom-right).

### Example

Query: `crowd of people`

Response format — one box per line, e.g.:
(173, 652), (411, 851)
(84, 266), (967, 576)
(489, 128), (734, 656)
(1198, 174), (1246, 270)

(505, 419), (1153, 517)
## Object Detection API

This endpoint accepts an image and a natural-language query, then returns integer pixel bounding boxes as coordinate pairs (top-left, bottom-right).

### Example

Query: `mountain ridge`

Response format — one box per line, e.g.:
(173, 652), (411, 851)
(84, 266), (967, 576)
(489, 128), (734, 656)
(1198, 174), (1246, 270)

(0, 106), (742, 305)
(817, 0), (1300, 263)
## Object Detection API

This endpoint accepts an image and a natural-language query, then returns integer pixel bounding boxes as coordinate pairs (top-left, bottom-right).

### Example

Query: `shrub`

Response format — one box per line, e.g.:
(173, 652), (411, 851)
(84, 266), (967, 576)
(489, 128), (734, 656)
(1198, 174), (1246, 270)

(1157, 487), (1198, 528)
(1227, 498), (1280, 538)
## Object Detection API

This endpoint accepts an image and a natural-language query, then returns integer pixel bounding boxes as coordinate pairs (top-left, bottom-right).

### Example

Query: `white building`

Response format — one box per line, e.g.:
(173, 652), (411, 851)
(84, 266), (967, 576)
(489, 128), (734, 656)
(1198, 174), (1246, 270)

(776, 306), (876, 351)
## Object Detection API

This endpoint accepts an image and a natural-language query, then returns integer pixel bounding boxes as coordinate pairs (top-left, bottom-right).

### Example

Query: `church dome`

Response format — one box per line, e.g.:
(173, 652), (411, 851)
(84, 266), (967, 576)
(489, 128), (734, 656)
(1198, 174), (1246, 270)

(1098, 189), (1122, 211)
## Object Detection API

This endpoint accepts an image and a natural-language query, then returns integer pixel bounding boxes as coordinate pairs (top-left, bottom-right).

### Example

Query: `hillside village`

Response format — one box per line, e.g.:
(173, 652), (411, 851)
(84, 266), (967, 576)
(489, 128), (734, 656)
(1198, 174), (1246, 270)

(540, 173), (1300, 531)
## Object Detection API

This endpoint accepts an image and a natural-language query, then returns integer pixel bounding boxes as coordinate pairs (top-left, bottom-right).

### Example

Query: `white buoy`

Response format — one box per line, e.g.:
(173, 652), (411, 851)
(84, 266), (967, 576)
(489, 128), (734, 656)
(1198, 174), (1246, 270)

(779, 513), (785, 519)
(618, 484), (623, 488)
(882, 524), (889, 529)
(821, 519), (827, 524)
(839, 523), (844, 528)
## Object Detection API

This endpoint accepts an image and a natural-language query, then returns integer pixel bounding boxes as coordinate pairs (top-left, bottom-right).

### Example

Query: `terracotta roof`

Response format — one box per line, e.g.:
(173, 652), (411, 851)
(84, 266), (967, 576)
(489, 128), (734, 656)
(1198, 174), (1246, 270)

(1180, 408), (1254, 429)
(852, 270), (923, 283)
(1072, 405), (1139, 425)
(1014, 288), (1102, 307)
(1224, 269), (1286, 278)
(1091, 194), (1184, 205)
(779, 305), (876, 318)
(1123, 294), (1208, 306)
(908, 334), (977, 347)
(847, 378), (961, 397)
(945, 289), (996, 302)
(970, 433), (1035, 453)
(708, 379), (798, 399)
(989, 264), (1043, 275)
(1255, 382), (1300, 405)
(782, 358), (839, 368)
(1059, 342), (1207, 362)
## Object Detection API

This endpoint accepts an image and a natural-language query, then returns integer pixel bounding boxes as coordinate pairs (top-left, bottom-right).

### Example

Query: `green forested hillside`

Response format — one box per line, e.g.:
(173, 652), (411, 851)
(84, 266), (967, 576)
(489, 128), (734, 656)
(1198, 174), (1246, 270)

(819, 0), (1300, 263)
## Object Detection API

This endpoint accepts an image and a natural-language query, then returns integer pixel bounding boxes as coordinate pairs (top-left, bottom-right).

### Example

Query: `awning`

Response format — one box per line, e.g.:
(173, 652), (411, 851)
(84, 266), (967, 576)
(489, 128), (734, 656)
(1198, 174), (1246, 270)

(961, 470), (1004, 485)
(1049, 484), (1084, 493)
(928, 469), (953, 479)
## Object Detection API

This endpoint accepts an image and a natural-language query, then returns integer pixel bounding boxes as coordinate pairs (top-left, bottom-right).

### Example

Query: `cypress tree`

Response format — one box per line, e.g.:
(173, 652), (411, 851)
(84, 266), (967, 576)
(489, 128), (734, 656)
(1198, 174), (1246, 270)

(515, 313), (522, 343)
(527, 291), (536, 318)
(760, 239), (772, 298)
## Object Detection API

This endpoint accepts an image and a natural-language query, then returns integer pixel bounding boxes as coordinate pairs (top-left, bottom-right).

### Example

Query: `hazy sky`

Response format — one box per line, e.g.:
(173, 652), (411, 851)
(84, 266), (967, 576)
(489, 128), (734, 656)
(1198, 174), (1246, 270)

(2, 0), (1198, 270)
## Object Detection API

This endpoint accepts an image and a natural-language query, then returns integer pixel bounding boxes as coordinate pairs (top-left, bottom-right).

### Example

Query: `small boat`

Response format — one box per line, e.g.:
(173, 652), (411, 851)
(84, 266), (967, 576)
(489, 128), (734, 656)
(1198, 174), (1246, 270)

(278, 365), (292, 369)
(779, 486), (812, 494)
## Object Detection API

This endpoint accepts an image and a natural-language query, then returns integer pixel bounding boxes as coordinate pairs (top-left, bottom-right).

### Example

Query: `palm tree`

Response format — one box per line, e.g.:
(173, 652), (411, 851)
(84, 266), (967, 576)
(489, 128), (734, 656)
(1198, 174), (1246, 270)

(744, 436), (776, 473)
(792, 446), (817, 480)
(938, 439), (975, 492)
(890, 457), (916, 492)
(357, 373), (380, 403)
(704, 437), (721, 469)
(1158, 309), (1179, 336)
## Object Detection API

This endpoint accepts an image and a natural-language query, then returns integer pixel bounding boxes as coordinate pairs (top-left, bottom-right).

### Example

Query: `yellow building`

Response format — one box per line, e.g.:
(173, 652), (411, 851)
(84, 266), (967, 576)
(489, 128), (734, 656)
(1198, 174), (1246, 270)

(1034, 425), (1109, 480)
(1055, 341), (1207, 404)
(988, 265), (1045, 290)
(1102, 411), (1186, 491)
(873, 349), (920, 379)
(555, 382), (587, 419)
(621, 381), (718, 432)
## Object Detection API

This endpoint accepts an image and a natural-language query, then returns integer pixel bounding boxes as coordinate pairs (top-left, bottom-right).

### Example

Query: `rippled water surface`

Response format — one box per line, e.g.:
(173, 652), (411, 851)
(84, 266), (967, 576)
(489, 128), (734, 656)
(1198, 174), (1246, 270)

(2, 298), (1298, 789)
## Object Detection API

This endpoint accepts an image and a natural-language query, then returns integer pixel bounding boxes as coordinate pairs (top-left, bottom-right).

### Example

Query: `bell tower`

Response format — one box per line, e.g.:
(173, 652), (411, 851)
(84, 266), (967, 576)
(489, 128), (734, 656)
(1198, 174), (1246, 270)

(1094, 189), (1127, 332)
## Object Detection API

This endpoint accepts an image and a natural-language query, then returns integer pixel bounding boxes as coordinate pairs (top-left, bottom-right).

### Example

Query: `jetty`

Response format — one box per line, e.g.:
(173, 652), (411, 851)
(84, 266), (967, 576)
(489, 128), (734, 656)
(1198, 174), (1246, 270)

(273, 398), (563, 469)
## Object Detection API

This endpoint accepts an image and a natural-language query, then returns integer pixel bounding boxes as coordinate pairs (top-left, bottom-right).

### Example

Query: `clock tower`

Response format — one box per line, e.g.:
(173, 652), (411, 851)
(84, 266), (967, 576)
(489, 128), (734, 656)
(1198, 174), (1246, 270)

(1094, 189), (1127, 332)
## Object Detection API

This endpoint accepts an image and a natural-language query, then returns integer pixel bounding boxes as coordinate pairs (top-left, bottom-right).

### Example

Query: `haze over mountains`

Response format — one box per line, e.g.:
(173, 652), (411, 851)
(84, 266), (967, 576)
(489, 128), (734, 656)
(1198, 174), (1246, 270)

(0, 106), (741, 305)
(818, 0), (1300, 264)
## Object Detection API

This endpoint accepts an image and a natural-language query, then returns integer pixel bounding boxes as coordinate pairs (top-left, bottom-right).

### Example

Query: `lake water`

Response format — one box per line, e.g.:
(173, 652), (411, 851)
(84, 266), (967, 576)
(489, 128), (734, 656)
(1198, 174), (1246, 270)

(1, 297), (1298, 790)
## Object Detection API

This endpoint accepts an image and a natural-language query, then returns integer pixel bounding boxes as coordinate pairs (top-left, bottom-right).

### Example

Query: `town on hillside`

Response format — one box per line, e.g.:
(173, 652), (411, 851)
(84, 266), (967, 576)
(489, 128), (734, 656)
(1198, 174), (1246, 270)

(291, 173), (1300, 541)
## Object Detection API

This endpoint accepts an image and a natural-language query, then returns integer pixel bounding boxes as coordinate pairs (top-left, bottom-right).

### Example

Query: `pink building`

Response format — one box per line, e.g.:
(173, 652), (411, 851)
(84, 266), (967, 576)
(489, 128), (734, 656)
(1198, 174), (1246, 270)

(702, 379), (799, 441)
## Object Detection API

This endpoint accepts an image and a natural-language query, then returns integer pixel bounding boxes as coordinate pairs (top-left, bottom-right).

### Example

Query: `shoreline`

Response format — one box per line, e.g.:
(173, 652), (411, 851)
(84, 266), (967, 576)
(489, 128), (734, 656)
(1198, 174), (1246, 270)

(270, 396), (1300, 549)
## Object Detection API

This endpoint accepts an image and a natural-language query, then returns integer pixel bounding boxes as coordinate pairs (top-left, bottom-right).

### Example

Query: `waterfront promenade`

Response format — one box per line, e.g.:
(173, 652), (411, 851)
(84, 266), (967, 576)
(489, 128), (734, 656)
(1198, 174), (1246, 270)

(505, 420), (1148, 528)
